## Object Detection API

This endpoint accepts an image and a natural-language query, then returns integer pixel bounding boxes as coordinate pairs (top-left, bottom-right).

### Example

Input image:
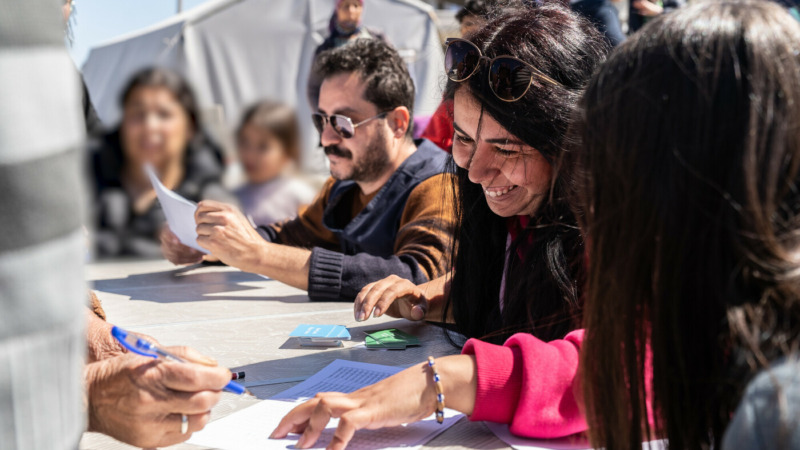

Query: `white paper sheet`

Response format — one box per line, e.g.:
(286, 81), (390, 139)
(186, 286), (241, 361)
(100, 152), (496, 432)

(271, 359), (403, 401)
(188, 398), (462, 450)
(486, 423), (667, 450)
(145, 164), (208, 254)
(188, 360), (463, 450)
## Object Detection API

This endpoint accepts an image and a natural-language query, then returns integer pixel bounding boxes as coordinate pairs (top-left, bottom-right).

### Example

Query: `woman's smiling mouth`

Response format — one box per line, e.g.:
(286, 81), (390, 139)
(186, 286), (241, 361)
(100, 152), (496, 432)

(484, 185), (518, 198)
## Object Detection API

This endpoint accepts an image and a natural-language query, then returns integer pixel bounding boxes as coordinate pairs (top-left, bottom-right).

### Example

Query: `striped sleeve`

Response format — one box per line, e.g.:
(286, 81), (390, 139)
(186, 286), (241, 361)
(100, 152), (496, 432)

(0, 1), (88, 448)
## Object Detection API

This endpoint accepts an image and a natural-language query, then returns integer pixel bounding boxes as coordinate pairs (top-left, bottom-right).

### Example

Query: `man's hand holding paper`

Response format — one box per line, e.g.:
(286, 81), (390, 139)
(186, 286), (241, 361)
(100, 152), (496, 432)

(194, 200), (268, 273)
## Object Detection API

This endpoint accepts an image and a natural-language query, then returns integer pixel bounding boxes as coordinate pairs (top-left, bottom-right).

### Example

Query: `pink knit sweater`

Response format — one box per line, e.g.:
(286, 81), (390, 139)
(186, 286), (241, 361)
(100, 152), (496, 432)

(461, 330), (586, 439)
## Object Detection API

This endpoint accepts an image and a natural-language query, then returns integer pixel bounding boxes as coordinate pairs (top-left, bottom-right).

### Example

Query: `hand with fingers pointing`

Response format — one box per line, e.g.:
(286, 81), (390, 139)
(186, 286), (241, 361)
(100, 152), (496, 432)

(270, 365), (438, 450)
(85, 347), (232, 448)
(354, 274), (450, 322)
(270, 355), (477, 450)
(354, 275), (429, 322)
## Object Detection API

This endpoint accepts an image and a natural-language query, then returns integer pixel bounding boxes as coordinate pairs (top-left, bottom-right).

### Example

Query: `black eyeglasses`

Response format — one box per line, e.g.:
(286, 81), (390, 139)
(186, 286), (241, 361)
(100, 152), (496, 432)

(311, 111), (389, 139)
(444, 38), (561, 102)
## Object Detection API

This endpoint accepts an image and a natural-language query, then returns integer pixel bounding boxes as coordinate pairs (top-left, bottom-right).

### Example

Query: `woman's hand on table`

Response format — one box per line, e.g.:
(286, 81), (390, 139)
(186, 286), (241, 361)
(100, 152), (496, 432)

(354, 275), (429, 322)
(85, 346), (229, 448)
(270, 355), (478, 450)
(271, 363), (437, 450)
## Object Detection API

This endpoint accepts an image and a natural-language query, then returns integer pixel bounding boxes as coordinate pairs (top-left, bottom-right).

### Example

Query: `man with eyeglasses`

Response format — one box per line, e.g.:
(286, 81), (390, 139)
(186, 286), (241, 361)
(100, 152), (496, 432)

(162, 39), (456, 304)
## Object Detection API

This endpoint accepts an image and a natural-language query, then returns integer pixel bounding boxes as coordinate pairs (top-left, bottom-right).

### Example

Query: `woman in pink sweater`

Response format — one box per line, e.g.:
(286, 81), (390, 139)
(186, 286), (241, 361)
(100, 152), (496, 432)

(271, 5), (607, 448)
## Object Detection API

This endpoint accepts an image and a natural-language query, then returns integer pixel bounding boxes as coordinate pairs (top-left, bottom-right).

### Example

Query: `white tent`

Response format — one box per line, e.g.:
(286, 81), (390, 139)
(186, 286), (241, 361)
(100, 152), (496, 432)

(82, 0), (445, 172)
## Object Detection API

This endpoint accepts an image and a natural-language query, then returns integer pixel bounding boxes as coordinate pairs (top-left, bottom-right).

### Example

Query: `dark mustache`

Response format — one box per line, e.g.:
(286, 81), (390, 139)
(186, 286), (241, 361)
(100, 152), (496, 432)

(324, 146), (353, 159)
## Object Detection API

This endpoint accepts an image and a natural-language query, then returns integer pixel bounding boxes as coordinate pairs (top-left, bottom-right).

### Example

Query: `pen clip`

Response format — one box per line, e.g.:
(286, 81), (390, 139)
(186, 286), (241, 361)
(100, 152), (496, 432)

(111, 326), (158, 359)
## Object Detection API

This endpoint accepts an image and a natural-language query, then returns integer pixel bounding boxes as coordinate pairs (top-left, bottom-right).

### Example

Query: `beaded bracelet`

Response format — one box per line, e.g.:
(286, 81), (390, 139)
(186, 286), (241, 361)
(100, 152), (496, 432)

(427, 356), (445, 424)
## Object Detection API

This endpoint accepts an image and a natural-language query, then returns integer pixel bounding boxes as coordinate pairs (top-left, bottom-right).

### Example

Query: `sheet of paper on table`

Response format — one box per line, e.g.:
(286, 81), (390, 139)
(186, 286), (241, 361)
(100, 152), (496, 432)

(486, 422), (668, 450)
(271, 359), (401, 400)
(188, 359), (463, 450)
(144, 164), (208, 254)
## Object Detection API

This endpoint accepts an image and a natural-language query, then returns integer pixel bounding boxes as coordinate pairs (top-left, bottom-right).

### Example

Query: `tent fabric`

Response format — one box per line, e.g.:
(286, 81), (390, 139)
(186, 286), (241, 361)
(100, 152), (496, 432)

(82, 0), (444, 172)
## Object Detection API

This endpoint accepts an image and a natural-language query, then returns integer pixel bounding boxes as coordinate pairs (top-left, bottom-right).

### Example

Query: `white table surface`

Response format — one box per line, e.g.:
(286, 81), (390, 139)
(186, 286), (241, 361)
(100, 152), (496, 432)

(79, 259), (508, 450)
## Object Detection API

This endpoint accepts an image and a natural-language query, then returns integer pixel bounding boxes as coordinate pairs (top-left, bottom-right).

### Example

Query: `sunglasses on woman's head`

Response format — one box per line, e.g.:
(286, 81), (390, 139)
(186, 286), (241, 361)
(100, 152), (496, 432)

(311, 111), (389, 139)
(444, 38), (561, 102)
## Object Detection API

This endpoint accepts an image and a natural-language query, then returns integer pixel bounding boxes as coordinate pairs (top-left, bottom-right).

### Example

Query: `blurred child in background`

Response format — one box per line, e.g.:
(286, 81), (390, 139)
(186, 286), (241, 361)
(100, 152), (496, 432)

(234, 101), (315, 226)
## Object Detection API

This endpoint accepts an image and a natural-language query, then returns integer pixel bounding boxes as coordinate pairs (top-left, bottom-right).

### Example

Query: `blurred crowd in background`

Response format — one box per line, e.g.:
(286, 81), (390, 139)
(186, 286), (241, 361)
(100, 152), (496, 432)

(73, 0), (716, 260)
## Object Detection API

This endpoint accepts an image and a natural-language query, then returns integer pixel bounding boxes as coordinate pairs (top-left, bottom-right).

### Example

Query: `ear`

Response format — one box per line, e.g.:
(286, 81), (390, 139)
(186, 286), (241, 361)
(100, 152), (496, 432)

(388, 107), (411, 139)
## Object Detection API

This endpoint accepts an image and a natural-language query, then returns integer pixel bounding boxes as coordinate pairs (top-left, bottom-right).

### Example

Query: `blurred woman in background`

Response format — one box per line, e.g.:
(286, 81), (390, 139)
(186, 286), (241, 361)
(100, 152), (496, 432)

(91, 67), (231, 258)
(234, 101), (315, 226)
(574, 1), (800, 448)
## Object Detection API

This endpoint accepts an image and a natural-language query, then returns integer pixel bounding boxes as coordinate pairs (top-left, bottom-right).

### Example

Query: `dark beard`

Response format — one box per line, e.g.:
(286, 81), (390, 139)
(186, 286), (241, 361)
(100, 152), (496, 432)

(326, 130), (391, 183)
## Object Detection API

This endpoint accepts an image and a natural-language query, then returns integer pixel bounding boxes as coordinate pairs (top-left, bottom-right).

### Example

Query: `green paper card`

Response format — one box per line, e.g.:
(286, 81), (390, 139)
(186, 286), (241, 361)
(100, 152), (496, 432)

(365, 329), (420, 349)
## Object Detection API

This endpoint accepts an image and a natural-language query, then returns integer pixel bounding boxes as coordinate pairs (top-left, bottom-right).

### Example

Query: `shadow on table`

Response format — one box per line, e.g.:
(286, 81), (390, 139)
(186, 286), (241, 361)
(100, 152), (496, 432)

(92, 265), (311, 304)
(425, 421), (510, 449)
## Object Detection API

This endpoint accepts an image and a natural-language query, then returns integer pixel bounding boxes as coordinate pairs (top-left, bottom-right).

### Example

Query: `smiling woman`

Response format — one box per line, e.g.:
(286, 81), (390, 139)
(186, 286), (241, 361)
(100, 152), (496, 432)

(440, 4), (609, 343)
(450, 91), (553, 219)
(355, 4), (608, 344)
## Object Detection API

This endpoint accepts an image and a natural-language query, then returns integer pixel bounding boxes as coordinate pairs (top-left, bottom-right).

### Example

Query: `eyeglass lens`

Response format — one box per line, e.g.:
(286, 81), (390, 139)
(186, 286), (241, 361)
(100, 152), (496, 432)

(311, 114), (356, 139)
(445, 40), (481, 82)
(489, 58), (533, 101)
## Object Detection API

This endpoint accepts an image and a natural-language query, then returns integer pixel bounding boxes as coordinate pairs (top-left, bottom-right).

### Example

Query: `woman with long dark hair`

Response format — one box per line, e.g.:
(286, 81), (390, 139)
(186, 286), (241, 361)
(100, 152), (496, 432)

(271, 6), (607, 447)
(354, 7), (604, 345)
(574, 1), (800, 448)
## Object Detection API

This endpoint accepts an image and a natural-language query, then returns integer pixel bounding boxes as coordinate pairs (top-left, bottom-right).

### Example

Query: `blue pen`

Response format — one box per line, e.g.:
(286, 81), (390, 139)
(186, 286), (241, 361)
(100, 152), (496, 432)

(111, 326), (246, 395)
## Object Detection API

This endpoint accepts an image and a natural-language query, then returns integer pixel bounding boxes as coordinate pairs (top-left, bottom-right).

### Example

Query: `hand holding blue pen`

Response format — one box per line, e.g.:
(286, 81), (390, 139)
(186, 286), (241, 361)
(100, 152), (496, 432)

(112, 326), (247, 395)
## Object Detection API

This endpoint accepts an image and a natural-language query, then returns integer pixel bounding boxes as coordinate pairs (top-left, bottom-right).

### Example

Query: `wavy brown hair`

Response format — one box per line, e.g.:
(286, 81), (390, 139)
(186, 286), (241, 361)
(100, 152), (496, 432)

(573, 1), (800, 449)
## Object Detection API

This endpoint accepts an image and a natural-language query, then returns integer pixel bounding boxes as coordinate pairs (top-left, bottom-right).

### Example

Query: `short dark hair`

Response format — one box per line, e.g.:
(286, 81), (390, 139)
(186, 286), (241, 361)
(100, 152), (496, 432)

(456, 0), (491, 22)
(313, 39), (415, 137)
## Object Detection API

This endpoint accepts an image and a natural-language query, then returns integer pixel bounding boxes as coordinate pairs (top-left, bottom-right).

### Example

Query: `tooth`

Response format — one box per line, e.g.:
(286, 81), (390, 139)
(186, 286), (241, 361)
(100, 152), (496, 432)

(502, 189), (508, 195)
